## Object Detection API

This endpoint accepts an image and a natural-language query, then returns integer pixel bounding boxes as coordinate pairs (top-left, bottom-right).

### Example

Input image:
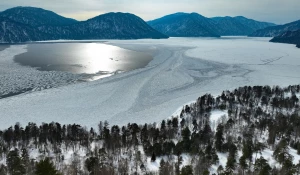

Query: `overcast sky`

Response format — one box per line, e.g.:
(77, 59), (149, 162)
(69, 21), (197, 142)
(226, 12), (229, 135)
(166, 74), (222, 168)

(1, 0), (300, 24)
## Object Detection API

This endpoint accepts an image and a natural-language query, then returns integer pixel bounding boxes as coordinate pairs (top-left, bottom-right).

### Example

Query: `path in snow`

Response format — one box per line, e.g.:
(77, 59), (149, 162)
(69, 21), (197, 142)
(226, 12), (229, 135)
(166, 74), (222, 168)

(0, 37), (299, 129)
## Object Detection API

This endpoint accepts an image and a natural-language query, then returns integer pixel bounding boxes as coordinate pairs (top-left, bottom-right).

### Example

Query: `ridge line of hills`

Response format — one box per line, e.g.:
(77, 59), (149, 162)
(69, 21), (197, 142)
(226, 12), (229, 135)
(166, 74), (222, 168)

(147, 12), (276, 37)
(0, 7), (168, 43)
(0, 6), (299, 48)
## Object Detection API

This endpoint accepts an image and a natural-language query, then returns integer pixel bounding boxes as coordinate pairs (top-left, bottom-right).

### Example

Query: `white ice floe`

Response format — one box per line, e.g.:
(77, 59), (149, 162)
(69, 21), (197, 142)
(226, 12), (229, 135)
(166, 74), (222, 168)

(0, 37), (300, 129)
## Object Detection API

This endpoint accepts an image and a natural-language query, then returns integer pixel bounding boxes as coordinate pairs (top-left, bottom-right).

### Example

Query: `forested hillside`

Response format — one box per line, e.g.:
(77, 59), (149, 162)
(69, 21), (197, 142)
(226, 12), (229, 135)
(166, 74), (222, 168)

(0, 7), (168, 43)
(147, 13), (275, 37)
(249, 20), (300, 37)
(0, 85), (300, 175)
(270, 29), (300, 48)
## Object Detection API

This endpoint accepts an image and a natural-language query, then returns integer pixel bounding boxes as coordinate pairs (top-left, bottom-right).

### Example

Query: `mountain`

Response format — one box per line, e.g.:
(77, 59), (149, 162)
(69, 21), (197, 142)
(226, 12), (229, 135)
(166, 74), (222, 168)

(211, 16), (275, 36)
(249, 20), (300, 37)
(0, 17), (52, 43)
(0, 7), (78, 27)
(39, 12), (168, 39)
(270, 29), (300, 48)
(148, 13), (275, 37)
(0, 7), (168, 43)
(234, 16), (275, 31)
(147, 13), (220, 37)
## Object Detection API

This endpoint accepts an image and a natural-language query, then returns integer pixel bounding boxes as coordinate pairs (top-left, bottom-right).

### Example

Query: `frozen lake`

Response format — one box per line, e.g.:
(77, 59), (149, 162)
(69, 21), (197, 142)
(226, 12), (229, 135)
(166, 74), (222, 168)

(0, 42), (152, 98)
(0, 37), (299, 129)
(14, 43), (152, 74)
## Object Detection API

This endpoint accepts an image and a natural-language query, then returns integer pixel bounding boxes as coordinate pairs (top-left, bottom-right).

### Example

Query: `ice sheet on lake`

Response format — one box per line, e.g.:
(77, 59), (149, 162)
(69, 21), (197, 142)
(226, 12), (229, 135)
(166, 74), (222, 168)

(0, 37), (299, 129)
(0, 45), (81, 98)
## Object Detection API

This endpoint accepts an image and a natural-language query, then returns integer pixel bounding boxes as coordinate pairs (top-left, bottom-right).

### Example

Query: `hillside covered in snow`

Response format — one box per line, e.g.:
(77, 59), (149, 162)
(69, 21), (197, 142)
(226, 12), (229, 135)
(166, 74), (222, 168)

(0, 85), (300, 175)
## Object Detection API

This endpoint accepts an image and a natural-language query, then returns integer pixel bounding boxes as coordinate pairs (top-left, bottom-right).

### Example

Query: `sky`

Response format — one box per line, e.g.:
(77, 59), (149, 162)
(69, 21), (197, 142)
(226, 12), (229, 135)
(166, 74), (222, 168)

(1, 0), (300, 24)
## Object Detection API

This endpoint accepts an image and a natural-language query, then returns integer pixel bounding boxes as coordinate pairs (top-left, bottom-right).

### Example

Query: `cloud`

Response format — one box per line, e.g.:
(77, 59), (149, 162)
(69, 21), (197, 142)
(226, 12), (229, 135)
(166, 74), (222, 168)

(0, 0), (299, 24)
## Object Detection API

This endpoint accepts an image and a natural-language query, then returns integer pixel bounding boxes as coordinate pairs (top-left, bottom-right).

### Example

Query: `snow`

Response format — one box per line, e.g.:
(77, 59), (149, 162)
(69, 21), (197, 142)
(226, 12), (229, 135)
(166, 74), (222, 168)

(260, 148), (279, 168)
(289, 147), (300, 164)
(210, 110), (227, 131)
(210, 152), (228, 174)
(146, 153), (191, 173)
(172, 100), (195, 117)
(0, 37), (300, 129)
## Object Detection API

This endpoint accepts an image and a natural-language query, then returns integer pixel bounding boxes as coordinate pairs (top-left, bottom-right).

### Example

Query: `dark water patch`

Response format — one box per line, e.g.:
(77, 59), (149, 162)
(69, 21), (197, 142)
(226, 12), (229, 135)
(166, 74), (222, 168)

(14, 43), (153, 75)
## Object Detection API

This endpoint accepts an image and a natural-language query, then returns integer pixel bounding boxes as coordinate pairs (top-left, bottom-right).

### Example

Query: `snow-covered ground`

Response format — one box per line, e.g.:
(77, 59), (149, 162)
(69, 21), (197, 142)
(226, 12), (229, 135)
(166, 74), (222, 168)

(210, 110), (227, 131)
(0, 37), (299, 129)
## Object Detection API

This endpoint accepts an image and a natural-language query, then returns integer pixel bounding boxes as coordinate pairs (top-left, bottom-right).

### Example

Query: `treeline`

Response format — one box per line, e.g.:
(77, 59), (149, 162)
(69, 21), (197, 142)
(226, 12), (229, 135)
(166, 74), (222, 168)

(0, 85), (300, 175)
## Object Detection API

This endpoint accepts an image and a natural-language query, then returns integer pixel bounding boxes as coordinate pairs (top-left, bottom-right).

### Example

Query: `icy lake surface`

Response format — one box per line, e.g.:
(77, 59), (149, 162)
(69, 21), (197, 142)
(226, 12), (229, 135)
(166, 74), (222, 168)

(0, 37), (300, 129)
(14, 43), (152, 74)
(0, 43), (152, 98)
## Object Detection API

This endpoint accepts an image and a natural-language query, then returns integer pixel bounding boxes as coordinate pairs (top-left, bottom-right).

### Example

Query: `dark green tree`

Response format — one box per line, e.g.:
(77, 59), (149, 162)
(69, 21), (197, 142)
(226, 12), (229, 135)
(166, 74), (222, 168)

(7, 149), (25, 175)
(181, 165), (193, 175)
(215, 124), (224, 152)
(151, 152), (156, 162)
(254, 156), (271, 175)
(35, 158), (60, 175)
(85, 157), (99, 175)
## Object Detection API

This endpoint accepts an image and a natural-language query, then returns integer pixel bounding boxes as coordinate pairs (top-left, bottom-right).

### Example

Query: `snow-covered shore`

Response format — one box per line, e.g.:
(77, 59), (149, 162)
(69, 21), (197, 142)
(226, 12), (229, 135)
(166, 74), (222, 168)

(0, 37), (299, 129)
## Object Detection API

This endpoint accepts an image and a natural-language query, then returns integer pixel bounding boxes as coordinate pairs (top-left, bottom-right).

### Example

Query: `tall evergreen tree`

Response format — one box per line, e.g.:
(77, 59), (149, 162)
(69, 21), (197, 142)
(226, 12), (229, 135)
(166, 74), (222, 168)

(7, 149), (26, 175)
(35, 158), (60, 175)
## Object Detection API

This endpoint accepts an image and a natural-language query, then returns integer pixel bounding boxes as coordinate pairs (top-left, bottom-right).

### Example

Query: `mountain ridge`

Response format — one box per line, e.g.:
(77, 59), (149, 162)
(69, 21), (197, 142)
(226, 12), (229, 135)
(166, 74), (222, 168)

(270, 29), (300, 48)
(249, 20), (300, 37)
(148, 13), (275, 37)
(0, 6), (78, 26)
(147, 12), (220, 37)
(0, 7), (168, 43)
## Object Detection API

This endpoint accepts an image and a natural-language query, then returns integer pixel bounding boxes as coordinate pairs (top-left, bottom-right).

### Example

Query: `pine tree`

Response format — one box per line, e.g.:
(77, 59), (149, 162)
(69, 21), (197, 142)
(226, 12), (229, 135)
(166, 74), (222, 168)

(254, 156), (271, 175)
(35, 158), (60, 175)
(181, 165), (193, 175)
(159, 159), (166, 175)
(151, 152), (156, 162)
(225, 143), (237, 173)
(215, 124), (224, 152)
(85, 157), (99, 175)
(7, 149), (26, 175)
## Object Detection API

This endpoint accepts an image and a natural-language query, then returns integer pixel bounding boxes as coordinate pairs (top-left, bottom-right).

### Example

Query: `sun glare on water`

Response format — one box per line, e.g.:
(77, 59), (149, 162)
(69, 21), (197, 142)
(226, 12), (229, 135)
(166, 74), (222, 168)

(84, 43), (119, 73)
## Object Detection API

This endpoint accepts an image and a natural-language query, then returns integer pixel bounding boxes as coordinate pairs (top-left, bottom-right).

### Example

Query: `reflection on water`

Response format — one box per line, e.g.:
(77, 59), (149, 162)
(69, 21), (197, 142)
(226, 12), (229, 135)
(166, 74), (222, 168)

(14, 43), (152, 75)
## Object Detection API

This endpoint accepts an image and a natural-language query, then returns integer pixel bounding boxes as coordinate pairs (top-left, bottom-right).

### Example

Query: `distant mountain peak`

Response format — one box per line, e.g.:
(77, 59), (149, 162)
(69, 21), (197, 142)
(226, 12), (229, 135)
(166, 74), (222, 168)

(147, 12), (220, 37)
(0, 6), (78, 27)
(0, 7), (168, 43)
(148, 12), (275, 37)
